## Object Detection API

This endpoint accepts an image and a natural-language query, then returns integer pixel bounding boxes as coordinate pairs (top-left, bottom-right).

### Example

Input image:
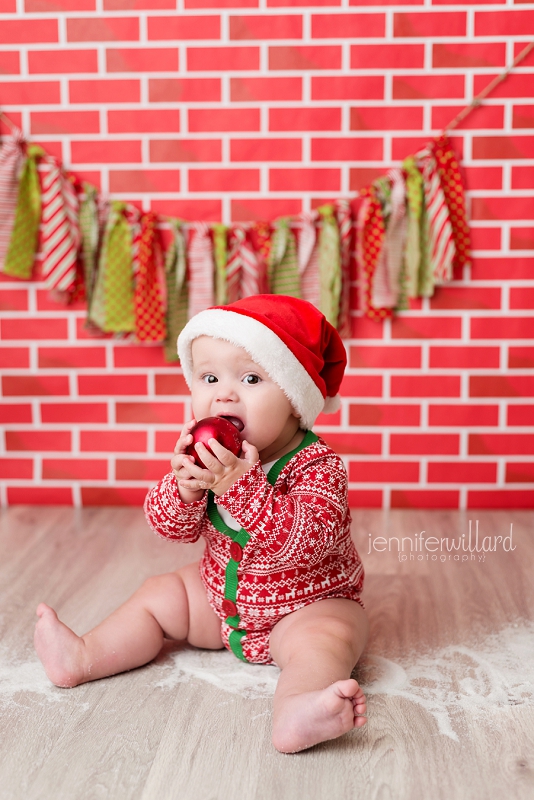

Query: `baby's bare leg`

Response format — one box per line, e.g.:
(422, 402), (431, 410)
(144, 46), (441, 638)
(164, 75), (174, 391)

(34, 561), (222, 688)
(268, 598), (369, 753)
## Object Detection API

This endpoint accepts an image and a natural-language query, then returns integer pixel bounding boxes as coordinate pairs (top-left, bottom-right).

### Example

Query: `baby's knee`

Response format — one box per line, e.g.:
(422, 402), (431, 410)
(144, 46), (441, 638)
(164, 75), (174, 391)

(139, 572), (185, 604)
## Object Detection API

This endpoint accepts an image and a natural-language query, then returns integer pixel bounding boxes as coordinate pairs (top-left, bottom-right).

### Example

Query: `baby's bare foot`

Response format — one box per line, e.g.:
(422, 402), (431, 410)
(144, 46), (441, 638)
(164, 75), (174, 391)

(34, 603), (87, 688)
(272, 678), (367, 754)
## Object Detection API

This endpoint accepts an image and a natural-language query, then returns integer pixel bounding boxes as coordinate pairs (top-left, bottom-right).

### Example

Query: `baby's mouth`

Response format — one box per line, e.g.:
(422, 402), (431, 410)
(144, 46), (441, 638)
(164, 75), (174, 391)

(219, 415), (245, 432)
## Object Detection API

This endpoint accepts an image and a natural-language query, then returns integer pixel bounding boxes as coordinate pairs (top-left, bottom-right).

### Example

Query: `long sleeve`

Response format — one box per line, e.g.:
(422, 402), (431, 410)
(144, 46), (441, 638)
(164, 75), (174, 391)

(215, 451), (349, 568)
(144, 471), (206, 543)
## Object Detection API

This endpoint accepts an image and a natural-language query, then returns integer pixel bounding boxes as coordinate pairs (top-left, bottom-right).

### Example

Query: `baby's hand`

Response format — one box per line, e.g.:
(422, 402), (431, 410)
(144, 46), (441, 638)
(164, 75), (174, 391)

(178, 438), (259, 497)
(171, 419), (205, 503)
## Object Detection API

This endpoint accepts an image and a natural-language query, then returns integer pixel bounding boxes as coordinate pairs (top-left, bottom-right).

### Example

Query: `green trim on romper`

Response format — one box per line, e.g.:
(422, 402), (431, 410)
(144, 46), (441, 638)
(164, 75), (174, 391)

(207, 429), (319, 662)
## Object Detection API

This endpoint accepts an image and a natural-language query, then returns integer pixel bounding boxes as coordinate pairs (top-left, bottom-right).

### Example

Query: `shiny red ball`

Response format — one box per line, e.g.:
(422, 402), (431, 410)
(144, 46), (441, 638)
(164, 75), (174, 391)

(186, 416), (242, 468)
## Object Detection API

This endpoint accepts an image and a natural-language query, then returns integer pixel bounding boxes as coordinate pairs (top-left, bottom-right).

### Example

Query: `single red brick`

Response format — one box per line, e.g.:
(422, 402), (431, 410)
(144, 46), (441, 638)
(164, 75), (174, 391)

(231, 198), (302, 222)
(467, 490), (534, 509)
(391, 375), (460, 398)
(505, 462), (534, 484)
(350, 315), (385, 340)
(473, 72), (533, 100)
(319, 432), (381, 455)
(7, 487), (73, 505)
(148, 15), (220, 39)
(0, 19), (58, 43)
(464, 167), (503, 191)
(31, 111), (100, 134)
(349, 404), (420, 426)
(391, 490), (459, 509)
(6, 430), (71, 451)
(40, 403), (108, 423)
(105, 0), (177, 7)
(350, 167), (386, 191)
(38, 346), (106, 369)
(42, 458), (108, 480)
(189, 108), (260, 133)
(152, 199), (222, 220)
(80, 430), (147, 452)
(112, 346), (175, 369)
(428, 462), (497, 483)
(67, 17), (139, 42)
(0, 0), (16, 10)
(155, 374), (188, 395)
(507, 405), (534, 426)
(28, 49), (98, 74)
(106, 48), (178, 72)
(26, 0), (95, 8)
(311, 137), (383, 161)
(510, 229), (534, 252)
(155, 430), (180, 452)
(512, 166), (534, 190)
(468, 433), (534, 456)
(392, 135), (441, 161)
(0, 81), (60, 105)
(2, 375), (69, 397)
(470, 375), (534, 398)
(151, 139), (222, 164)
(270, 107), (341, 132)
(269, 0), (338, 5)
(116, 459), (170, 481)
(390, 434), (459, 455)
(71, 140), (142, 164)
(471, 317), (534, 340)
(429, 346), (499, 369)
(109, 169), (180, 193)
(473, 136), (534, 161)
(230, 76), (302, 101)
(470, 227), (501, 250)
(0, 404), (32, 423)
(351, 43), (424, 69)
(349, 460), (419, 482)
(432, 42), (506, 69)
(81, 487), (148, 506)
(108, 109), (180, 134)
(149, 78), (221, 103)
(350, 345), (420, 369)
(115, 402), (183, 424)
(0, 458), (33, 479)
(430, 286), (502, 311)
(0, 347), (30, 369)
(69, 79), (140, 104)
(78, 374), (147, 395)
(394, 74), (465, 100)
(429, 404), (499, 427)
(471, 256), (534, 281)
(312, 75), (383, 101)
(230, 14), (302, 39)
(391, 316), (462, 339)
(339, 375), (382, 396)
(269, 45), (341, 70)
(0, 317), (68, 341)
(0, 289), (28, 311)
(433, 104), (504, 131)
(394, 11), (466, 36)
(509, 347), (534, 369)
(0, 52), (19, 74)
(269, 168), (340, 192)
(512, 104), (534, 129)
(351, 106), (423, 131)
(475, 9), (534, 35)
(230, 138), (300, 162)
(188, 46), (259, 71)
(189, 168), (259, 193)
(311, 12), (384, 37)
(347, 489), (382, 508)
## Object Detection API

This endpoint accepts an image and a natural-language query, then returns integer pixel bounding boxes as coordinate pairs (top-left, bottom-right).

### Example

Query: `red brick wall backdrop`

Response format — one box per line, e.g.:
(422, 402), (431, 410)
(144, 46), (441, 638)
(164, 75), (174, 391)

(0, 0), (533, 509)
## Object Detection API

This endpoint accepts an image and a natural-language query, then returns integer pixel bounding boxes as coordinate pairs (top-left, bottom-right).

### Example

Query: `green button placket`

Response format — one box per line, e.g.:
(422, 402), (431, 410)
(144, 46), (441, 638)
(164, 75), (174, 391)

(208, 430), (319, 663)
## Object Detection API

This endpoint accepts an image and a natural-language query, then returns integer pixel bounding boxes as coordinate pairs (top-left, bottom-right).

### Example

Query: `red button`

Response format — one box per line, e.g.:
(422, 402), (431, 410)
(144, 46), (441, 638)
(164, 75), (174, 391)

(222, 599), (237, 617)
(230, 542), (243, 562)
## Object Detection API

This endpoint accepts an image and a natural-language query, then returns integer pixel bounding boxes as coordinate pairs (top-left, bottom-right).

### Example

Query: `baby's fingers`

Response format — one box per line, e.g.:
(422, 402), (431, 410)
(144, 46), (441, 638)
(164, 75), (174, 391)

(173, 419), (197, 454)
(241, 439), (259, 465)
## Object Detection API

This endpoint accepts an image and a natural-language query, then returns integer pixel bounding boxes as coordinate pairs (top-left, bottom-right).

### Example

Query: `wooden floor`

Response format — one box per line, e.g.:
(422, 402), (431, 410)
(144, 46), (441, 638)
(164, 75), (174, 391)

(1, 505), (534, 800)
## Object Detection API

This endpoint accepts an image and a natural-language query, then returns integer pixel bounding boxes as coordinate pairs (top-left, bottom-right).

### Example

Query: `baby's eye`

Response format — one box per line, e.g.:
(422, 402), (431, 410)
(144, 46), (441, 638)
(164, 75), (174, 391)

(243, 374), (261, 385)
(202, 374), (218, 384)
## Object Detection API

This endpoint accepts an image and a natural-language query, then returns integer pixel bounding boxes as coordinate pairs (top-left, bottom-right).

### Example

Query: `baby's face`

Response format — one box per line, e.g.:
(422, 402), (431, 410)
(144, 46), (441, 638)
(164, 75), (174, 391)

(190, 336), (301, 461)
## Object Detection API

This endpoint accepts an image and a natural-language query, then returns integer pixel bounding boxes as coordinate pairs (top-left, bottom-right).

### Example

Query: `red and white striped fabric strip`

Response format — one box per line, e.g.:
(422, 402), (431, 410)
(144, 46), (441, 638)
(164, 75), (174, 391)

(0, 130), (25, 270)
(335, 199), (353, 337)
(187, 222), (214, 318)
(418, 149), (455, 285)
(40, 156), (80, 292)
(238, 226), (260, 298)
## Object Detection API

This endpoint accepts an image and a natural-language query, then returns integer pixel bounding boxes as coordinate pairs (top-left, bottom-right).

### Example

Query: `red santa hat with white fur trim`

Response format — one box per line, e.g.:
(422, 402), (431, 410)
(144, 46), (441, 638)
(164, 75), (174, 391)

(177, 294), (347, 431)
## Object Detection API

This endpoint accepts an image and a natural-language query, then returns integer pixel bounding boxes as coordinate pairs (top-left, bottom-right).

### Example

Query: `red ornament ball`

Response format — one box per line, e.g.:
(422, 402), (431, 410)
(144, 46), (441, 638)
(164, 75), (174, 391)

(186, 416), (243, 468)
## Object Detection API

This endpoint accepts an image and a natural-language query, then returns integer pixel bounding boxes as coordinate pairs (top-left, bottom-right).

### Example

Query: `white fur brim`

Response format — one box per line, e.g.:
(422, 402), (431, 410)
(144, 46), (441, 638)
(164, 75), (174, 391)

(177, 308), (336, 430)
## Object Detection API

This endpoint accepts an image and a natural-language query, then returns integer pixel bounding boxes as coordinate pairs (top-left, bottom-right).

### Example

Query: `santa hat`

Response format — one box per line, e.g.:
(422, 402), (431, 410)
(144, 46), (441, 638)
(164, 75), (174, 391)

(177, 294), (347, 430)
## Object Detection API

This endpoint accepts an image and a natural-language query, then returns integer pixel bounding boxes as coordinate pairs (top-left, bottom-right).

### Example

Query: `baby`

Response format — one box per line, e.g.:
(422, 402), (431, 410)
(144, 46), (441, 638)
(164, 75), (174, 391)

(35, 294), (369, 754)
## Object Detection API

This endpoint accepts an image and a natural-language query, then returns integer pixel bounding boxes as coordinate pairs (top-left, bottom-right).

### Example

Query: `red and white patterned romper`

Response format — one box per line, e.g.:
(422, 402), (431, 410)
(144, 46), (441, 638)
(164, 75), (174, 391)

(144, 431), (365, 665)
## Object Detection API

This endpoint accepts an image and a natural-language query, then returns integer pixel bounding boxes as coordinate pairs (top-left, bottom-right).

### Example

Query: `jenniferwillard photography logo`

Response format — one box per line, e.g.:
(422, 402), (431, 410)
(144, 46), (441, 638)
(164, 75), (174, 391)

(367, 519), (516, 563)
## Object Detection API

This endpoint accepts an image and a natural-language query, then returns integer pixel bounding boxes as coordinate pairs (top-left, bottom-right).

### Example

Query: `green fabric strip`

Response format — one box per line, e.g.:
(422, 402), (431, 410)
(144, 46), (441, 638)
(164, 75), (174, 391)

(164, 219), (188, 362)
(228, 630), (247, 662)
(317, 204), (341, 328)
(3, 144), (44, 279)
(269, 218), (300, 298)
(212, 223), (228, 305)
